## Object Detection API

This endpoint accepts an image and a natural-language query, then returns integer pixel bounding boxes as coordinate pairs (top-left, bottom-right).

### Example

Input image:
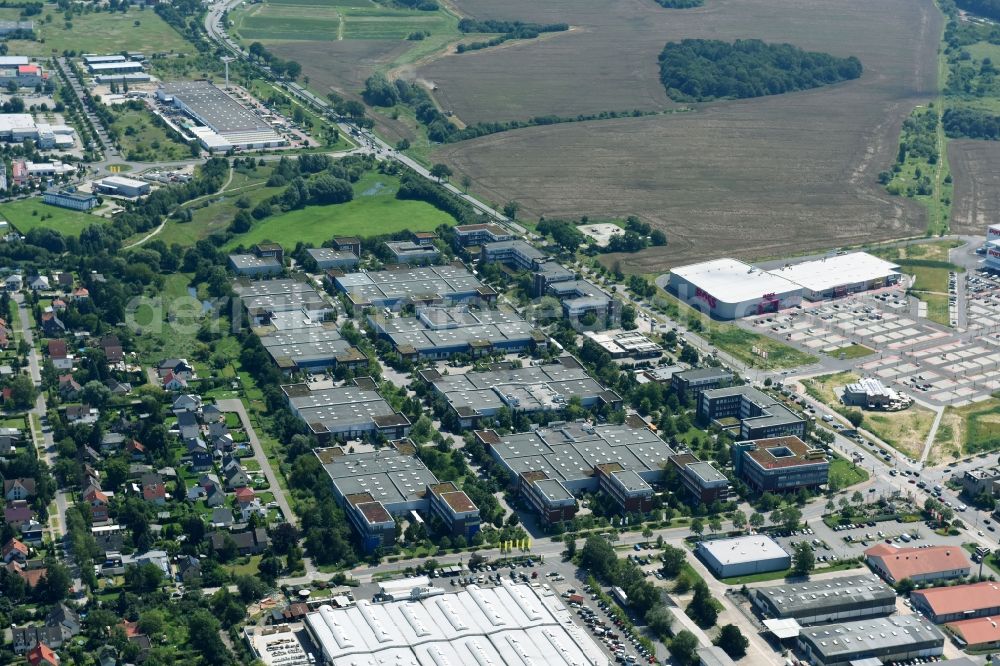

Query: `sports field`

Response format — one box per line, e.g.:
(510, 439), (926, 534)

(8, 8), (193, 56)
(0, 198), (105, 237)
(224, 172), (455, 249)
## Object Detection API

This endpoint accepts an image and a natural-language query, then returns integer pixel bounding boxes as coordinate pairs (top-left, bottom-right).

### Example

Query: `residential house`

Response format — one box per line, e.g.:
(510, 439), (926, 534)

(99, 432), (126, 455)
(48, 342), (71, 370)
(222, 455), (250, 490)
(40, 312), (65, 336)
(7, 560), (47, 588)
(85, 487), (110, 522)
(55, 272), (73, 289)
(202, 403), (224, 423)
(199, 473), (225, 507)
(20, 519), (43, 544)
(162, 371), (187, 391)
(125, 439), (147, 461)
(65, 405), (99, 424)
(27, 642), (60, 666)
(105, 378), (132, 395)
(29, 275), (49, 290)
(72, 287), (89, 300)
(188, 439), (213, 471)
(211, 506), (234, 528)
(57, 374), (81, 399)
(176, 555), (201, 585)
(46, 602), (81, 644)
(172, 393), (202, 414)
(1, 537), (28, 563)
(50, 298), (66, 312)
(207, 421), (232, 452)
(4, 501), (34, 530)
(5, 273), (22, 291)
(140, 473), (166, 505)
(208, 527), (269, 556)
(157, 358), (194, 380)
(4, 477), (35, 501)
(100, 335), (123, 363)
(13, 627), (62, 654)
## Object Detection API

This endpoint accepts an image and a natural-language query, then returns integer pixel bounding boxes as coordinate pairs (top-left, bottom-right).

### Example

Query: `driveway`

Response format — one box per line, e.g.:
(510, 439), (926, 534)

(215, 398), (297, 527)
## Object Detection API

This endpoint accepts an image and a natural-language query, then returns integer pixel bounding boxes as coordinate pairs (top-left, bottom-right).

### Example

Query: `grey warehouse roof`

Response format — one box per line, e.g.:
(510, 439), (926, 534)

(370, 306), (538, 354)
(798, 615), (944, 661)
(335, 264), (487, 306)
(754, 574), (895, 617)
(316, 447), (439, 508)
(423, 356), (619, 417)
(162, 81), (273, 134)
(484, 420), (673, 485)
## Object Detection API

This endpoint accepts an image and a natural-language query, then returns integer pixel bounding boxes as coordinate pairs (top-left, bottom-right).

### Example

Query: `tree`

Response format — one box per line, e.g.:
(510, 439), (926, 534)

(846, 410), (864, 427)
(714, 624), (749, 659)
(851, 490), (864, 506)
(502, 200), (520, 220)
(781, 505), (802, 532)
(708, 516), (722, 534)
(749, 512), (765, 530)
(645, 605), (673, 638)
(7, 374), (36, 409)
(308, 175), (353, 205)
(660, 545), (686, 577)
(581, 535), (618, 581)
(430, 163), (452, 182)
(669, 629), (700, 665)
(792, 541), (815, 576)
(563, 533), (577, 559)
(235, 574), (269, 603)
(895, 578), (915, 596)
(731, 510), (747, 532)
(686, 581), (719, 628)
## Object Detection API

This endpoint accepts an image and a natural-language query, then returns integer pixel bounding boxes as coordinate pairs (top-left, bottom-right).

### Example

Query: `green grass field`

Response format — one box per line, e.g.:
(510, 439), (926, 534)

(8, 7), (193, 56)
(225, 171), (456, 248)
(704, 324), (818, 370)
(0, 198), (105, 236)
(155, 167), (285, 247)
(233, 0), (451, 41)
(827, 344), (876, 360)
(872, 241), (962, 326)
(828, 456), (869, 490)
(112, 107), (193, 162)
(933, 396), (1000, 459)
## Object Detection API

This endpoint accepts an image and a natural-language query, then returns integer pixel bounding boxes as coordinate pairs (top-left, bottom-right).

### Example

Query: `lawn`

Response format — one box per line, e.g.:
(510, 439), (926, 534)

(130, 273), (218, 365)
(225, 171), (456, 249)
(803, 371), (935, 459)
(827, 344), (876, 360)
(871, 241), (963, 325)
(7, 7), (193, 56)
(828, 456), (869, 490)
(0, 198), (106, 237)
(111, 107), (194, 162)
(155, 166), (284, 247)
(703, 323), (818, 370)
(932, 395), (1000, 462)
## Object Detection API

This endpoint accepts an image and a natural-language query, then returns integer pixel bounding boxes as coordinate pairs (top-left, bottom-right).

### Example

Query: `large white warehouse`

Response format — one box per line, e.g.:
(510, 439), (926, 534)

(302, 581), (610, 665)
(987, 224), (1000, 272)
(667, 258), (802, 320)
(668, 251), (903, 319)
(697, 534), (791, 578)
(768, 252), (901, 301)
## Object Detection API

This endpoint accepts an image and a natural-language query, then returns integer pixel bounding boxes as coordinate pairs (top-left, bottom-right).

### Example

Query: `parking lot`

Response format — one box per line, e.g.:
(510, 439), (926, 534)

(744, 272), (1000, 407)
(246, 622), (317, 666)
(453, 556), (660, 665)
